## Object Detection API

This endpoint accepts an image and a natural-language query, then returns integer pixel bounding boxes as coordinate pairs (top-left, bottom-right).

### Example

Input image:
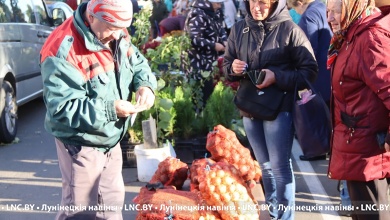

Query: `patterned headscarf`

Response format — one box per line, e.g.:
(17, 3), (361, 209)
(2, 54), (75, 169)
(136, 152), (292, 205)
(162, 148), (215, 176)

(327, 0), (375, 69)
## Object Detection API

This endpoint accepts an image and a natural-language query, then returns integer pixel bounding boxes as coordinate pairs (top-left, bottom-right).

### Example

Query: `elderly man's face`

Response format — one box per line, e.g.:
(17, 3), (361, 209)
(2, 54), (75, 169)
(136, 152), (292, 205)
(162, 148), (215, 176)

(89, 14), (127, 46)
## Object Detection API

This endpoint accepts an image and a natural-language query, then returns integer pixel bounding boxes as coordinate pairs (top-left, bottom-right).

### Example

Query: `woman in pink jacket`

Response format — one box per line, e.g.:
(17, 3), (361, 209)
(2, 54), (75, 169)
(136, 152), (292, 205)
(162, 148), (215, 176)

(327, 0), (390, 219)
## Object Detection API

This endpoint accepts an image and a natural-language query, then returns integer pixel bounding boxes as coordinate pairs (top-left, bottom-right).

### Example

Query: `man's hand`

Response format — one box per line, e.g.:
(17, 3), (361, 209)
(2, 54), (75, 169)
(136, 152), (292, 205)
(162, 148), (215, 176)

(135, 87), (155, 111)
(115, 87), (155, 118)
(115, 100), (137, 117)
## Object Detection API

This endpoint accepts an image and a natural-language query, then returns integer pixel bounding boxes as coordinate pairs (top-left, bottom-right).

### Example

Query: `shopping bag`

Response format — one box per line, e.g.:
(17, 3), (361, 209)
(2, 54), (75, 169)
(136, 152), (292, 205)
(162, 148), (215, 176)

(293, 79), (331, 157)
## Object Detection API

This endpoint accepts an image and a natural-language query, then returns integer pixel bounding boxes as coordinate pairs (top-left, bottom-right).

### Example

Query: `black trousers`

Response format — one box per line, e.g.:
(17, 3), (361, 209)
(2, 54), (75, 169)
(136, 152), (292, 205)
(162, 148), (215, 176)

(347, 178), (390, 220)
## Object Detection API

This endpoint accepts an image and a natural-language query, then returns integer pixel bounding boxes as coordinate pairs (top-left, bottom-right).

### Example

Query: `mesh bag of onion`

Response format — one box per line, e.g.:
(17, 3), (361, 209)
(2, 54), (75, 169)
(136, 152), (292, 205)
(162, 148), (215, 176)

(134, 186), (221, 220)
(189, 158), (216, 192)
(206, 125), (262, 183)
(198, 161), (260, 220)
(149, 156), (189, 190)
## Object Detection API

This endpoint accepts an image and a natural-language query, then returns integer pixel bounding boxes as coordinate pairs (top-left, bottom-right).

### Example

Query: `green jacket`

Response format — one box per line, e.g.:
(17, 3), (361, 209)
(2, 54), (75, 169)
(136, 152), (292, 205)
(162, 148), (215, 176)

(40, 3), (157, 149)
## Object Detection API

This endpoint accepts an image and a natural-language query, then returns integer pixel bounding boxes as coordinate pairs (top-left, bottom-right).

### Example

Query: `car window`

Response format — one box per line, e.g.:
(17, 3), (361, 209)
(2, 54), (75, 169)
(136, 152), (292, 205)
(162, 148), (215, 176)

(0, 0), (36, 23)
(32, 0), (50, 25)
(16, 0), (34, 23)
(0, 0), (13, 22)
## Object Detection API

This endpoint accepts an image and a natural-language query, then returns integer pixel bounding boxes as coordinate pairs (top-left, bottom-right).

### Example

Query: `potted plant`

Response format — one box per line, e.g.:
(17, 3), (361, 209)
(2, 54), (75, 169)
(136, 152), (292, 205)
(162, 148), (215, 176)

(129, 7), (152, 49)
(145, 30), (191, 74)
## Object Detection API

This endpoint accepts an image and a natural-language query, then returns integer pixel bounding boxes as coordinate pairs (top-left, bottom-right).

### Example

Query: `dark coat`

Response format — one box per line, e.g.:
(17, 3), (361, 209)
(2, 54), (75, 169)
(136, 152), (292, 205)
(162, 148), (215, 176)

(150, 0), (169, 37)
(150, 1), (169, 23)
(328, 7), (390, 182)
(223, 0), (318, 114)
(298, 0), (332, 103)
(185, 0), (227, 71)
(159, 15), (186, 32)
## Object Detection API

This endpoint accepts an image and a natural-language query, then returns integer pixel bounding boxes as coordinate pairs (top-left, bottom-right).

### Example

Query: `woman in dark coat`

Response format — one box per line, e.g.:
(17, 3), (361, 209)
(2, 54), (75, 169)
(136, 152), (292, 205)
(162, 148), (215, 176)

(150, 0), (169, 38)
(185, 0), (227, 106)
(223, 0), (318, 218)
(287, 0), (333, 161)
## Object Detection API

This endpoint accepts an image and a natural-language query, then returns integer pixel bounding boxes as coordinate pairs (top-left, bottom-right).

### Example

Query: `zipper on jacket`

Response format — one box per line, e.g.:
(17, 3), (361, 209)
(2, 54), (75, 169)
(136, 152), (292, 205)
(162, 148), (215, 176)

(346, 127), (355, 144)
(111, 40), (123, 99)
(345, 41), (350, 50)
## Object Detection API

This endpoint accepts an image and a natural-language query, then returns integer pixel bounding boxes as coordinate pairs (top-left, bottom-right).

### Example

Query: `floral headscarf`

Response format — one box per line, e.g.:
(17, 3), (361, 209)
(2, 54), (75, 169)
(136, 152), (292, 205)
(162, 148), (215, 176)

(327, 0), (375, 69)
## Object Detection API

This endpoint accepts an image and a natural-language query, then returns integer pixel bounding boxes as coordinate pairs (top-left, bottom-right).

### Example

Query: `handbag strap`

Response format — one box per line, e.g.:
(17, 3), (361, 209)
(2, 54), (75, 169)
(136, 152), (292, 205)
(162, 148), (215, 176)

(242, 27), (250, 65)
(240, 27), (257, 85)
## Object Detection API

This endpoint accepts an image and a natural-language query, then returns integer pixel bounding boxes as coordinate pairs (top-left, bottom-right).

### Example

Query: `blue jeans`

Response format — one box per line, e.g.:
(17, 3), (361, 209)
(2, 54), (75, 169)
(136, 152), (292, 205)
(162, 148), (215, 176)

(243, 112), (295, 220)
(340, 180), (352, 207)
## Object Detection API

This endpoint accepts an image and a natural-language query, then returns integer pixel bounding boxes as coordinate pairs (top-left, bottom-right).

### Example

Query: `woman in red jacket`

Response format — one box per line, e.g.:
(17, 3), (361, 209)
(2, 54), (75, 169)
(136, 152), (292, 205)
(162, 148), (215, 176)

(327, 0), (390, 219)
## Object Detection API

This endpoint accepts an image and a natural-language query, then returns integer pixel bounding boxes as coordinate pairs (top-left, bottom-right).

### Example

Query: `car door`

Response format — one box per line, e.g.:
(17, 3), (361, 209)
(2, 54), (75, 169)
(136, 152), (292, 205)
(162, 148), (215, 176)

(0, 0), (22, 84)
(15, 0), (53, 105)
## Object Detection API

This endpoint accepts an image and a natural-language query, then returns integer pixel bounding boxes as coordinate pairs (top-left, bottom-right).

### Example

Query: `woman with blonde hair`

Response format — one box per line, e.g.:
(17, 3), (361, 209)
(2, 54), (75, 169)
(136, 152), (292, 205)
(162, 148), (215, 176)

(223, 0), (318, 218)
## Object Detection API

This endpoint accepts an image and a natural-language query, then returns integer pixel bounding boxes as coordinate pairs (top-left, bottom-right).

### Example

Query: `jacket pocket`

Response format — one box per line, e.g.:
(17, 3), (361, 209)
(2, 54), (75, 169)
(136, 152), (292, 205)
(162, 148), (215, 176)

(88, 73), (112, 98)
(98, 73), (110, 85)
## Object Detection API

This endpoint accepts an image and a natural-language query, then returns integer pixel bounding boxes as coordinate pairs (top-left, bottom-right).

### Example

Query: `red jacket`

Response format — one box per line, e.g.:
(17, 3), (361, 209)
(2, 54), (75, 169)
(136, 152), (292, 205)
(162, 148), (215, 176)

(328, 7), (390, 181)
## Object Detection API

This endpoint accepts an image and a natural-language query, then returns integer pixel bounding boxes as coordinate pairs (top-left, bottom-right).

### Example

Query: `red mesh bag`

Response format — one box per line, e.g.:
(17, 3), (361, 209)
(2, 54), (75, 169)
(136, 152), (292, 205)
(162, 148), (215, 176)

(189, 158), (216, 192)
(134, 186), (221, 220)
(149, 156), (189, 190)
(198, 161), (259, 220)
(206, 125), (262, 184)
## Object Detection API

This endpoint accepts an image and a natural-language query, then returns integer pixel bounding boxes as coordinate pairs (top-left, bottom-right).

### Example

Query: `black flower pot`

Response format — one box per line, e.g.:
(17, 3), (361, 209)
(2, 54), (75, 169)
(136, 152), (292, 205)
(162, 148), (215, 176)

(120, 140), (140, 168)
(173, 140), (193, 164)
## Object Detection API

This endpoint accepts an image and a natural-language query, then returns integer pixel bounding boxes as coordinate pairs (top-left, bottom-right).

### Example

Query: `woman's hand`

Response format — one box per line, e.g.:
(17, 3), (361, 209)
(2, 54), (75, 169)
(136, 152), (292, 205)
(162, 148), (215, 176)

(256, 69), (276, 89)
(385, 143), (390, 152)
(215, 43), (225, 52)
(231, 59), (247, 75)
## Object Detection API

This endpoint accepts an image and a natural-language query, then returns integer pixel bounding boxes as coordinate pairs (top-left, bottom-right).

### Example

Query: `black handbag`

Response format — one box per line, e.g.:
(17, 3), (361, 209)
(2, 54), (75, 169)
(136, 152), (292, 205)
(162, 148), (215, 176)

(293, 78), (331, 157)
(234, 76), (286, 120)
(232, 26), (286, 120)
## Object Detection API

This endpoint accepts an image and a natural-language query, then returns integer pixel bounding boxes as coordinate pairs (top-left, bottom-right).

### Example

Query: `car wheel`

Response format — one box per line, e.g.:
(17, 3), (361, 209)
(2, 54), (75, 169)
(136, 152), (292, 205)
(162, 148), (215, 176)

(0, 81), (18, 143)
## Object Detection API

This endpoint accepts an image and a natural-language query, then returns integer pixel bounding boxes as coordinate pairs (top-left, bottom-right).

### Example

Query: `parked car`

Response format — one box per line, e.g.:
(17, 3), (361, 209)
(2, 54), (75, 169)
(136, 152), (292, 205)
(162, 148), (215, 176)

(0, 0), (72, 143)
(47, 1), (74, 22)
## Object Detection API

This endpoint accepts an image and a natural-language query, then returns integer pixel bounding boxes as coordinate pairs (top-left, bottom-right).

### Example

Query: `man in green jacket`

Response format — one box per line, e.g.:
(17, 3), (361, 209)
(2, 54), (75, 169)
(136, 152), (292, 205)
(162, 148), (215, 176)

(40, 0), (157, 219)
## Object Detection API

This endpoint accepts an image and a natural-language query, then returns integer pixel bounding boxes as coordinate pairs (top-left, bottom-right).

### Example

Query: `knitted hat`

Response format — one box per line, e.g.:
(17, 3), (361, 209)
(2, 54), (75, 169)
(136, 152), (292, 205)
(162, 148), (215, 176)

(87, 0), (133, 28)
